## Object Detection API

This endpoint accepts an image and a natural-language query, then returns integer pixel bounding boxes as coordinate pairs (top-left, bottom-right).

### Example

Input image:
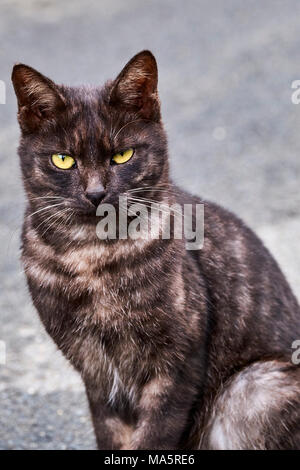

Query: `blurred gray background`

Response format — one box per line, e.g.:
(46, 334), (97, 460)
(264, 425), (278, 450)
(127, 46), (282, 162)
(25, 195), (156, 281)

(1, 0), (300, 449)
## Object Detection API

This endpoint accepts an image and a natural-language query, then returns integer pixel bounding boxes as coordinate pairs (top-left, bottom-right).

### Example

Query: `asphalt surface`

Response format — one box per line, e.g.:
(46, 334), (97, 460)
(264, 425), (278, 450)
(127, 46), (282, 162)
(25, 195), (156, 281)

(1, 0), (300, 449)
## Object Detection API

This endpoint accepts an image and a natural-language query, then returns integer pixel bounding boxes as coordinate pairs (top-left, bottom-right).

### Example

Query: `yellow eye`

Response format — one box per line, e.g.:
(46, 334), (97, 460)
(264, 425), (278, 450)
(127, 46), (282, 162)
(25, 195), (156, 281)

(51, 154), (76, 170)
(112, 148), (134, 165)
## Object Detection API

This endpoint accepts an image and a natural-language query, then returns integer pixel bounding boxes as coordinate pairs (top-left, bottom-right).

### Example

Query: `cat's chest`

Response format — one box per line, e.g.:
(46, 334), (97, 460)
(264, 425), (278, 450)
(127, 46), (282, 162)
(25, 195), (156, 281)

(59, 243), (140, 319)
(24, 229), (143, 315)
(23, 227), (181, 409)
(25, 239), (145, 403)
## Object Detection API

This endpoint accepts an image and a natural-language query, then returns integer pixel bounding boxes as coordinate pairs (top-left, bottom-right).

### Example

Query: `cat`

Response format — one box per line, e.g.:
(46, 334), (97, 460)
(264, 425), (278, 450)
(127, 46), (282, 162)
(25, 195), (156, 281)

(12, 50), (300, 450)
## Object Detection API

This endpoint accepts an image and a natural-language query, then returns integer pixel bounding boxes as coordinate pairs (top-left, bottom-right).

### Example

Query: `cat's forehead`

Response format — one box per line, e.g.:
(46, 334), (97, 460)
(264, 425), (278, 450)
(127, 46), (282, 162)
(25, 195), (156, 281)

(58, 84), (112, 151)
(61, 84), (109, 117)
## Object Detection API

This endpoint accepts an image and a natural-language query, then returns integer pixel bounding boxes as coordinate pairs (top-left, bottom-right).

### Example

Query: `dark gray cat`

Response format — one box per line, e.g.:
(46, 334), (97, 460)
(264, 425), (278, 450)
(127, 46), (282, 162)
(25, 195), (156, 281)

(12, 50), (300, 449)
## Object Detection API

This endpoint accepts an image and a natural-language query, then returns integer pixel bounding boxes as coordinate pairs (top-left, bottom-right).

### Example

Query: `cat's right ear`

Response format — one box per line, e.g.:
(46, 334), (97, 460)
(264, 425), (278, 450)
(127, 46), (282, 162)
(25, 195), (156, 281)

(109, 51), (160, 121)
(11, 64), (65, 133)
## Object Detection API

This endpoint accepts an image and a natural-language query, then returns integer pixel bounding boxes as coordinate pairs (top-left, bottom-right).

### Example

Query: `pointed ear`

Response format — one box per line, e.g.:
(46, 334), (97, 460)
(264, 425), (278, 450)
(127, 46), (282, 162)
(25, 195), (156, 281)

(11, 64), (65, 133)
(109, 50), (160, 121)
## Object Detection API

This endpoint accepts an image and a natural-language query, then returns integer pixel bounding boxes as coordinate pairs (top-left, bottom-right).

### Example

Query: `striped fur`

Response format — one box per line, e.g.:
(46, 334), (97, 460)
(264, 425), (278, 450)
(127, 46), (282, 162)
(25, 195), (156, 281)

(12, 51), (300, 449)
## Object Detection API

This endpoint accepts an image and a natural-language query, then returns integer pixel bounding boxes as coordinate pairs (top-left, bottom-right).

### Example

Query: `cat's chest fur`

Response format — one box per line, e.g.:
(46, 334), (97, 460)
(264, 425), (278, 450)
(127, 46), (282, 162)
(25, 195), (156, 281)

(22, 219), (185, 405)
(23, 220), (150, 310)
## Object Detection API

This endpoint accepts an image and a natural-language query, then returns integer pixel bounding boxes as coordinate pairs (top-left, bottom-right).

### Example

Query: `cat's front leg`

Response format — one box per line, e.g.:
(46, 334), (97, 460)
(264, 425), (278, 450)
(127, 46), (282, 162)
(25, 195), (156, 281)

(129, 376), (195, 450)
(86, 389), (134, 450)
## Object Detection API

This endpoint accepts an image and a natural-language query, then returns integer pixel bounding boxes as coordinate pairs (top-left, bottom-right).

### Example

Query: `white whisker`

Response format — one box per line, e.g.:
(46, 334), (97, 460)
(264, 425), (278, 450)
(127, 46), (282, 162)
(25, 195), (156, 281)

(28, 202), (66, 218)
(41, 208), (72, 237)
(127, 198), (177, 217)
(127, 197), (183, 218)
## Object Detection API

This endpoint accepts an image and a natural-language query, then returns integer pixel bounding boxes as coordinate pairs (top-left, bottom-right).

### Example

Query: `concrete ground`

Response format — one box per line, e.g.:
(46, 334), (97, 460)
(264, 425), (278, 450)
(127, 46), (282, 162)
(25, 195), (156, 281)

(0, 0), (300, 449)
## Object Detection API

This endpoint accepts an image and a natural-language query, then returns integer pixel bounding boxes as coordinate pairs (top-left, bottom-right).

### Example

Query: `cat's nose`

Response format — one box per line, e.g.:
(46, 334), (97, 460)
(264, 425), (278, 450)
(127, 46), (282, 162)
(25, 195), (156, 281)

(85, 190), (106, 207)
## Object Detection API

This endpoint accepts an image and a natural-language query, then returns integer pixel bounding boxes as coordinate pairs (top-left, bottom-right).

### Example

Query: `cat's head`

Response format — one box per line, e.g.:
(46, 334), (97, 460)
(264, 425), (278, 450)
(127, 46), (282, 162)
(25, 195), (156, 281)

(12, 51), (169, 220)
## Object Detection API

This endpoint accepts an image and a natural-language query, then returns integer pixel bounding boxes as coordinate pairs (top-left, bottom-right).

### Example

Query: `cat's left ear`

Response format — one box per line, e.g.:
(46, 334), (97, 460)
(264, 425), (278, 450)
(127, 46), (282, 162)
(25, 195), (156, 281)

(12, 64), (65, 133)
(109, 50), (160, 121)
